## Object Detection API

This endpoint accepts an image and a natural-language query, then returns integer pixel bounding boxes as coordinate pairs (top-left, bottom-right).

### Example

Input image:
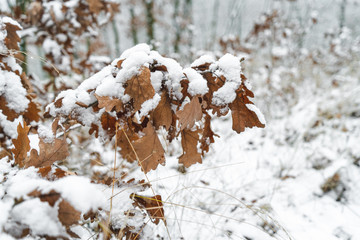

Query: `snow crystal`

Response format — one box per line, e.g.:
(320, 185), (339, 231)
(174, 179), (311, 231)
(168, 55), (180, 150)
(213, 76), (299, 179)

(11, 198), (66, 236)
(246, 104), (266, 125)
(183, 68), (208, 96)
(139, 93), (161, 118)
(191, 55), (215, 67)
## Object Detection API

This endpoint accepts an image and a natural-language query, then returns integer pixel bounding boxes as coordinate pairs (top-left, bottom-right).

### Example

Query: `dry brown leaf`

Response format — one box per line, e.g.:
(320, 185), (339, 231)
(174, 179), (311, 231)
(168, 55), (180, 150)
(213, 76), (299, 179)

(95, 93), (123, 112)
(12, 121), (31, 167)
(0, 96), (18, 121)
(176, 96), (203, 130)
(4, 22), (21, 50)
(179, 129), (202, 168)
(117, 127), (138, 163)
(23, 100), (41, 122)
(151, 90), (173, 130)
(132, 124), (165, 173)
(58, 199), (81, 227)
(87, 0), (103, 14)
(124, 67), (155, 112)
(28, 189), (61, 207)
(200, 113), (218, 154)
(54, 97), (63, 108)
(38, 166), (52, 178)
(229, 95), (265, 133)
(131, 193), (166, 225)
(100, 112), (117, 137)
(25, 137), (69, 168)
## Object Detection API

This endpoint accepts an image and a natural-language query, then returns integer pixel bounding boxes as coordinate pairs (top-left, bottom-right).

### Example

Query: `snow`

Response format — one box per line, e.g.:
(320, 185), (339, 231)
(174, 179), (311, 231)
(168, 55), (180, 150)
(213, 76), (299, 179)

(0, 110), (21, 139)
(43, 176), (107, 212)
(43, 39), (61, 59)
(11, 198), (66, 236)
(183, 67), (209, 96)
(211, 54), (243, 106)
(191, 55), (215, 67)
(0, 70), (29, 113)
(139, 93), (161, 118)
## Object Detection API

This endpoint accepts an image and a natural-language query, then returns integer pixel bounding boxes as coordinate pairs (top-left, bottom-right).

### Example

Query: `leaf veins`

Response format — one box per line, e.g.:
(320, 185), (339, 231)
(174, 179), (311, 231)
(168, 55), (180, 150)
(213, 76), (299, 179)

(176, 96), (203, 131)
(132, 123), (165, 173)
(124, 67), (155, 112)
(11, 121), (31, 167)
(179, 128), (202, 168)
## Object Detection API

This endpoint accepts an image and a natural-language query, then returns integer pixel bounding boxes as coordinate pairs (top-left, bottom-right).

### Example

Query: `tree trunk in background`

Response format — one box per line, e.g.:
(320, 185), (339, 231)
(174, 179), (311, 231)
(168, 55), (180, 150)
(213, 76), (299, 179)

(130, 5), (139, 45)
(173, 0), (181, 53)
(144, 0), (155, 44)
(339, 0), (347, 32)
(210, 0), (219, 50)
(184, 0), (193, 60)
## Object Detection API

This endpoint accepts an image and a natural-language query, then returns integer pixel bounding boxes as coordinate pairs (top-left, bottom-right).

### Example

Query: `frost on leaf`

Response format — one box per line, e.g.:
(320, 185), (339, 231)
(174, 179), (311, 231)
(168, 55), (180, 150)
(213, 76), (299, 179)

(125, 67), (155, 112)
(179, 129), (202, 167)
(11, 121), (31, 167)
(132, 123), (165, 173)
(131, 193), (166, 225)
(176, 96), (203, 130)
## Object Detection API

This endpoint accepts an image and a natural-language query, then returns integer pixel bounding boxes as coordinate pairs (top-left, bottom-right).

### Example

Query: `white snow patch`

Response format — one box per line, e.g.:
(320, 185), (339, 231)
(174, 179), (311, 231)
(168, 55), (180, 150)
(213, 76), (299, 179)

(183, 68), (208, 96)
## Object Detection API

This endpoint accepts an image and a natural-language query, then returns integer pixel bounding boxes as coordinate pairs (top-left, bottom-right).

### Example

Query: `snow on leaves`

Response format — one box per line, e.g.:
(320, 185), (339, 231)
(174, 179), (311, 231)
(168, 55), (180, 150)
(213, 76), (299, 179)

(0, 17), (40, 142)
(48, 44), (265, 172)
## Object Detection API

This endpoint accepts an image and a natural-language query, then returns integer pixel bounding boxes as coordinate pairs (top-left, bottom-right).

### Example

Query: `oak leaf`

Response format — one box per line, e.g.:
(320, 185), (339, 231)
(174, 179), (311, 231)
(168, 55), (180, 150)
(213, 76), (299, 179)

(229, 94), (265, 133)
(117, 127), (138, 163)
(0, 96), (18, 121)
(100, 112), (117, 137)
(28, 189), (61, 207)
(58, 199), (81, 227)
(11, 121), (31, 167)
(23, 100), (41, 122)
(4, 22), (21, 51)
(95, 93), (123, 112)
(200, 113), (218, 154)
(124, 67), (155, 112)
(179, 129), (202, 168)
(131, 193), (166, 225)
(25, 137), (69, 168)
(87, 0), (103, 14)
(132, 124), (165, 173)
(176, 96), (203, 130)
(151, 90), (173, 130)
